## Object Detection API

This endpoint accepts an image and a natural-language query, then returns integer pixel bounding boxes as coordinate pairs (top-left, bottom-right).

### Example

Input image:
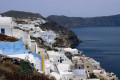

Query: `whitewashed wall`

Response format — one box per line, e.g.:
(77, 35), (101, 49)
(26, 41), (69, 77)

(0, 25), (13, 36)
(34, 57), (41, 72)
(0, 17), (16, 36)
(13, 29), (31, 49)
(31, 41), (38, 53)
(18, 24), (35, 30)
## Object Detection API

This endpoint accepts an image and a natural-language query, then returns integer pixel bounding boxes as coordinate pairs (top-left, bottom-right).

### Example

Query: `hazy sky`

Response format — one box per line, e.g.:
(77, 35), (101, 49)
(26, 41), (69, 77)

(0, 0), (120, 17)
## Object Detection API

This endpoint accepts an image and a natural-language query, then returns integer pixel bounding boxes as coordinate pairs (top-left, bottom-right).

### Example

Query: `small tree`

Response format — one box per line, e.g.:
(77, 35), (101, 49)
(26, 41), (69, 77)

(18, 60), (34, 75)
(89, 73), (97, 78)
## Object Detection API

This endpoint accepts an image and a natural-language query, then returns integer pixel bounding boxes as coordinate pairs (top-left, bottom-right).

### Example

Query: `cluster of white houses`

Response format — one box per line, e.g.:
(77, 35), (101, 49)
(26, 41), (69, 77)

(18, 23), (58, 47)
(0, 16), (118, 80)
(45, 48), (118, 80)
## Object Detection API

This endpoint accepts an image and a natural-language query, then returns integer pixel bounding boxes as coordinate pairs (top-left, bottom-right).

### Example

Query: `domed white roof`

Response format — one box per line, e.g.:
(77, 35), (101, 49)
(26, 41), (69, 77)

(0, 17), (13, 25)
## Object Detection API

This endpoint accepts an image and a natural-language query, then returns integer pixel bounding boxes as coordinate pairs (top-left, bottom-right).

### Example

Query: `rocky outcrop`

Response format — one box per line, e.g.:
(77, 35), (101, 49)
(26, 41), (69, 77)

(0, 33), (19, 42)
(41, 21), (81, 48)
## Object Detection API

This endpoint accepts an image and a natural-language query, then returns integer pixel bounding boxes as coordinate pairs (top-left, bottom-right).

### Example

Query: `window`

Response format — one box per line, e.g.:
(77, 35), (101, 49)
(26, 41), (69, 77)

(20, 25), (22, 27)
(1, 28), (5, 34)
(87, 66), (89, 68)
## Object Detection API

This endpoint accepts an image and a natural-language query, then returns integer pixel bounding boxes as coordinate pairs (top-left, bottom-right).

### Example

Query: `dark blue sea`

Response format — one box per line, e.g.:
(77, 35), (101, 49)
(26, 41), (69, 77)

(70, 27), (120, 79)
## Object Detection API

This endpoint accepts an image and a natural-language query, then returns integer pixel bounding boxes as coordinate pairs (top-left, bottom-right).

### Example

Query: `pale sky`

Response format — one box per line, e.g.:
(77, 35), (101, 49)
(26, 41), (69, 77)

(0, 0), (120, 17)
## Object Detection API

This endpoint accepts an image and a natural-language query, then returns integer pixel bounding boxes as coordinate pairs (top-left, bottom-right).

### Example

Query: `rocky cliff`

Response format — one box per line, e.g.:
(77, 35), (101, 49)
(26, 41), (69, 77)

(40, 21), (81, 47)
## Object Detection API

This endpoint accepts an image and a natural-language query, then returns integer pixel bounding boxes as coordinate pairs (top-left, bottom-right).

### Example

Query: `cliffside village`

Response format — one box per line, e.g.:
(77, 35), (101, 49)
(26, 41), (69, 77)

(0, 15), (118, 80)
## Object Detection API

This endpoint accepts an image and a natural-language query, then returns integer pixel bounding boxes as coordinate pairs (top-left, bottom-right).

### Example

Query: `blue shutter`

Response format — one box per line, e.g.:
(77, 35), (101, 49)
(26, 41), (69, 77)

(1, 28), (5, 34)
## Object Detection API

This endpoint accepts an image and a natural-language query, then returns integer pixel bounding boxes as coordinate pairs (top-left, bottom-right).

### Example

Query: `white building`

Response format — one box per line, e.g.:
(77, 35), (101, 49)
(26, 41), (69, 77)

(18, 23), (58, 47)
(93, 69), (107, 76)
(73, 69), (87, 80)
(13, 28), (31, 49)
(33, 30), (58, 46)
(31, 40), (38, 53)
(57, 63), (73, 80)
(18, 24), (35, 31)
(0, 17), (31, 49)
(63, 48), (79, 55)
(44, 60), (54, 74)
(0, 17), (16, 36)
(32, 18), (46, 25)
(34, 27), (42, 32)
(47, 51), (71, 64)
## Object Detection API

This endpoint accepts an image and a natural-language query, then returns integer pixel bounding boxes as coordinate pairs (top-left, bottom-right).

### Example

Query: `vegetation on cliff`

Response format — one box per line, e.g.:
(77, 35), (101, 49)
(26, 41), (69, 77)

(0, 54), (56, 80)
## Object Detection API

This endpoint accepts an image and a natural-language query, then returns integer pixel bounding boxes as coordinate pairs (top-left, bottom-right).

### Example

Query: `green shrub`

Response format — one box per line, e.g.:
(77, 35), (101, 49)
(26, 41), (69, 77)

(0, 57), (56, 80)
(18, 60), (35, 75)
(89, 73), (97, 78)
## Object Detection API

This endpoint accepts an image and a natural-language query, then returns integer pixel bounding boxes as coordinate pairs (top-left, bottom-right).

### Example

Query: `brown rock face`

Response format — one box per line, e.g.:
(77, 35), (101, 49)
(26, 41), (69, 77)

(41, 21), (82, 48)
(0, 34), (19, 42)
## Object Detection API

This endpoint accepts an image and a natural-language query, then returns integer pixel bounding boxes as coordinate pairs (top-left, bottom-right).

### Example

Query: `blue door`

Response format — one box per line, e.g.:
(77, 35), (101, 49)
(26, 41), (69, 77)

(31, 63), (34, 67)
(1, 28), (5, 34)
